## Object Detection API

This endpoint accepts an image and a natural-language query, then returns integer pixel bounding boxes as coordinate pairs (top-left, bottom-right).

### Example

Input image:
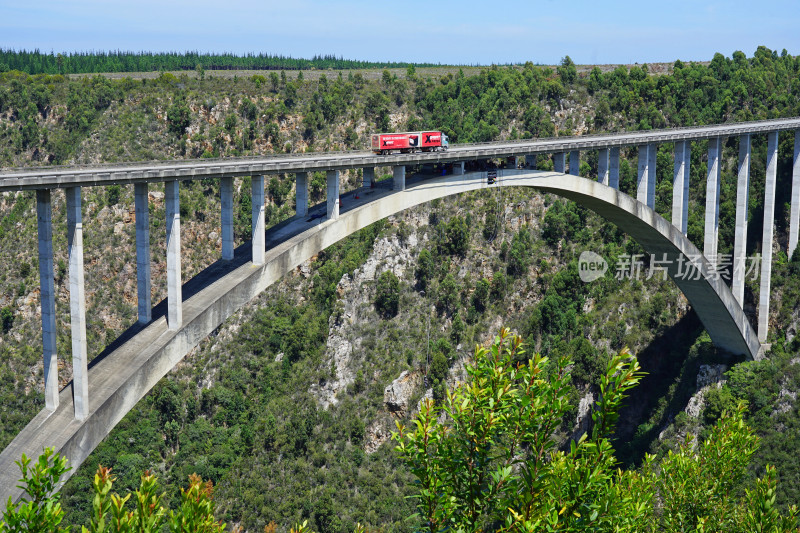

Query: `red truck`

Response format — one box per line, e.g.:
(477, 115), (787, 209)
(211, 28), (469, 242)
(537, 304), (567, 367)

(371, 131), (449, 154)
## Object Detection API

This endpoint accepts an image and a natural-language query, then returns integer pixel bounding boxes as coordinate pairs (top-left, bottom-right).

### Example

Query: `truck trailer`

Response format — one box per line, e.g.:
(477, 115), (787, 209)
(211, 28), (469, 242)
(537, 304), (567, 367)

(371, 131), (448, 154)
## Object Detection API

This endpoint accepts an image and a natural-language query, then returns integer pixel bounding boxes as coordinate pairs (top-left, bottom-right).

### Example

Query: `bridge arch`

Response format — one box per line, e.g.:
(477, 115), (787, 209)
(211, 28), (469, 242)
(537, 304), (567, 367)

(0, 169), (759, 503)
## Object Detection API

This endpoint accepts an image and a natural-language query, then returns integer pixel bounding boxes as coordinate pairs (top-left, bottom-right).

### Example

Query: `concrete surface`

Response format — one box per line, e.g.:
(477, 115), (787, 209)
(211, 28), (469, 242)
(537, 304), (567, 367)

(66, 187), (88, 421)
(135, 183), (152, 322)
(166, 180), (182, 330)
(704, 137), (722, 261)
(221, 177), (234, 260)
(36, 189), (58, 411)
(732, 135), (750, 305)
(759, 132), (779, 342)
(672, 140), (689, 236)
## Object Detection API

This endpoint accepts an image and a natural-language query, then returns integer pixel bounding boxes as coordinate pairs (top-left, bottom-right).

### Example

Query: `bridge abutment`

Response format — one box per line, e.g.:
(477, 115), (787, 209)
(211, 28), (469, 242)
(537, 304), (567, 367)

(732, 134), (751, 305)
(672, 140), (690, 235)
(135, 183), (152, 323)
(327, 170), (340, 220)
(221, 177), (234, 260)
(36, 189), (59, 411)
(758, 132), (779, 342)
(166, 180), (182, 330)
(66, 187), (89, 421)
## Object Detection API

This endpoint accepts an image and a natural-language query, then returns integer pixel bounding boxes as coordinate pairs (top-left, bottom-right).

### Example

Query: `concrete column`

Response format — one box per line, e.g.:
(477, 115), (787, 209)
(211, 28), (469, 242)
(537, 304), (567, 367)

(36, 189), (58, 411)
(789, 131), (800, 258)
(525, 154), (537, 170)
(362, 167), (374, 188)
(647, 143), (657, 208)
(758, 131), (779, 343)
(327, 170), (340, 220)
(704, 137), (722, 261)
(508, 156), (518, 169)
(569, 150), (580, 176)
(609, 147), (620, 190)
(295, 169), (306, 217)
(732, 134), (751, 306)
(598, 148), (609, 186)
(672, 141), (690, 235)
(553, 152), (565, 173)
(251, 175), (265, 265)
(66, 187), (88, 421)
(220, 177), (233, 260)
(134, 183), (151, 323)
(453, 161), (465, 175)
(393, 165), (405, 191)
(637, 144), (651, 206)
(165, 180), (182, 331)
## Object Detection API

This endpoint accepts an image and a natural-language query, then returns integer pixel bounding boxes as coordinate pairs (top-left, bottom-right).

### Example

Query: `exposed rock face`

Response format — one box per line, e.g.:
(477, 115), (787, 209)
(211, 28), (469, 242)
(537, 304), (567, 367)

(310, 230), (416, 409)
(773, 383), (797, 417)
(364, 419), (392, 454)
(384, 370), (422, 416)
(573, 390), (595, 440)
(685, 364), (728, 418)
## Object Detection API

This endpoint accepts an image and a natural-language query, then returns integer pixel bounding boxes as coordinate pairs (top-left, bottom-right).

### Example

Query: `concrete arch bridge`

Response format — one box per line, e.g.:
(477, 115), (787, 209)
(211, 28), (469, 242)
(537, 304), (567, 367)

(0, 117), (799, 502)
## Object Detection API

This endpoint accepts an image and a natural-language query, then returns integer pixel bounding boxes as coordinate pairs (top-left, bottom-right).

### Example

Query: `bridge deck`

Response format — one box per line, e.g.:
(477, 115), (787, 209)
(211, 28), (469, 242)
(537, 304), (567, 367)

(1, 117), (799, 191)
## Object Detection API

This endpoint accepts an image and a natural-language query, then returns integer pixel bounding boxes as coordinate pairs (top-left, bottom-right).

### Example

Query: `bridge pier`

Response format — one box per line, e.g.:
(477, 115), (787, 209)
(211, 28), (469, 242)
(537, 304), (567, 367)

(637, 144), (655, 208)
(135, 183), (152, 323)
(569, 150), (579, 176)
(553, 152), (565, 173)
(165, 180), (182, 330)
(789, 131), (800, 258)
(732, 135), (751, 305)
(295, 172), (309, 217)
(672, 141), (690, 236)
(525, 155), (536, 170)
(609, 147), (620, 189)
(758, 131), (779, 343)
(598, 149), (609, 186)
(453, 162), (465, 175)
(362, 167), (375, 188)
(221, 177), (234, 260)
(704, 137), (722, 261)
(507, 156), (518, 169)
(393, 165), (405, 190)
(36, 189), (59, 411)
(66, 187), (89, 421)
(327, 170), (340, 220)
(252, 176), (265, 265)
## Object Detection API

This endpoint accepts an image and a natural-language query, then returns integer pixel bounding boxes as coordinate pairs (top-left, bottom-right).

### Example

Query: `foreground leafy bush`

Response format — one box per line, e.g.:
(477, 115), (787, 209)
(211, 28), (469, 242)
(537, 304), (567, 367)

(392, 328), (799, 533)
(1, 450), (225, 533)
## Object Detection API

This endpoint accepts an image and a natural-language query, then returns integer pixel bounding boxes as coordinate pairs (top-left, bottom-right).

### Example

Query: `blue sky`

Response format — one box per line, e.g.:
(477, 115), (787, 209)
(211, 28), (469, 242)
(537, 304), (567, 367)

(1, 0), (798, 65)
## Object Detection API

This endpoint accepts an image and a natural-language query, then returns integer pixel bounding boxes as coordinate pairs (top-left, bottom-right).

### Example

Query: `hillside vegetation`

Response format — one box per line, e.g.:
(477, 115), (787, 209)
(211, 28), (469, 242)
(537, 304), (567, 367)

(1, 47), (800, 530)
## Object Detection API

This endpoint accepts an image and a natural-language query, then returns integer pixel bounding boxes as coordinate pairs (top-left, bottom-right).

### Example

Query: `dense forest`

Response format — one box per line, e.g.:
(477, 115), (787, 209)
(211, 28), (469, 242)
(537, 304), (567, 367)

(0, 49), (444, 75)
(1, 46), (800, 531)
